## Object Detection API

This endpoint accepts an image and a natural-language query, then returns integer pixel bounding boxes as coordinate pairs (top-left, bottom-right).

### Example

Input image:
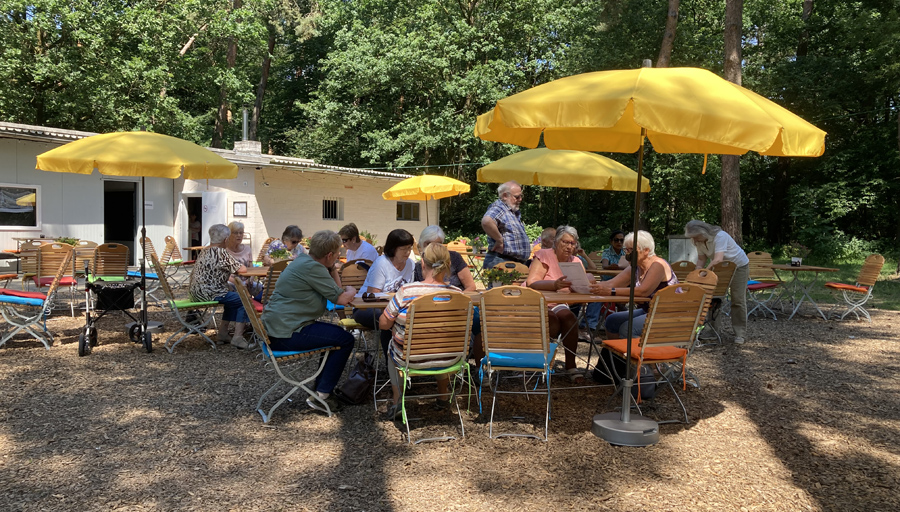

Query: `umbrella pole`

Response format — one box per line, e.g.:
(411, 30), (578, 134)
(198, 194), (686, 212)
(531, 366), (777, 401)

(140, 177), (148, 335)
(592, 128), (660, 447)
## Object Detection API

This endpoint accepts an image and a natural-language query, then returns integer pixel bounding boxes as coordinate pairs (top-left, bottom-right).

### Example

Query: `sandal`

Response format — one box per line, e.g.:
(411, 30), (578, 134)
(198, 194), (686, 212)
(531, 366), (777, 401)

(384, 404), (402, 421)
(566, 368), (585, 383)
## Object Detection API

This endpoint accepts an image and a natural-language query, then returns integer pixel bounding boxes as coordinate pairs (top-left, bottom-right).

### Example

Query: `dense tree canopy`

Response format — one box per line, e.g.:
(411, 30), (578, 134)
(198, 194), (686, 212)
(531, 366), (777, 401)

(1, 0), (897, 258)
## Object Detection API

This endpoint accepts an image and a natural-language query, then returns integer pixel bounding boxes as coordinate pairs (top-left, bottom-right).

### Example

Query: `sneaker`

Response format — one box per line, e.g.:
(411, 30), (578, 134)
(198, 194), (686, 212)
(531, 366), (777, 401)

(565, 367), (585, 383)
(230, 336), (251, 350)
(734, 337), (745, 344)
(307, 394), (343, 414)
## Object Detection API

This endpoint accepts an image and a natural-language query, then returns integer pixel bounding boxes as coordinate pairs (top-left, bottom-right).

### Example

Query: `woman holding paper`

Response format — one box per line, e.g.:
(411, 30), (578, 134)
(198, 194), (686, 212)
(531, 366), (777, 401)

(526, 225), (602, 381)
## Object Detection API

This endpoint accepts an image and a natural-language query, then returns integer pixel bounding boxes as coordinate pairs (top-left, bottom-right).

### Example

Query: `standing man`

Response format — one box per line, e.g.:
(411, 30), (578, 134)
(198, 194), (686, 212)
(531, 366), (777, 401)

(481, 181), (530, 270)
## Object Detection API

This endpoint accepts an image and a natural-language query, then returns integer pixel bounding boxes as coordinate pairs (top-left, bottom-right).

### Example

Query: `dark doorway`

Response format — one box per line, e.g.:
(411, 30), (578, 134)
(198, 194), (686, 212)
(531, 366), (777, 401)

(187, 196), (202, 258)
(104, 181), (137, 265)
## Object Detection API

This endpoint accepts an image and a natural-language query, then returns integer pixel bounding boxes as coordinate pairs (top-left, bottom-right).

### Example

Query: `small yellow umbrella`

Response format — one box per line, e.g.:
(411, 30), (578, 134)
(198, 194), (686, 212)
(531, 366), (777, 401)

(15, 192), (36, 206)
(35, 131), (238, 352)
(382, 175), (470, 224)
(478, 148), (650, 192)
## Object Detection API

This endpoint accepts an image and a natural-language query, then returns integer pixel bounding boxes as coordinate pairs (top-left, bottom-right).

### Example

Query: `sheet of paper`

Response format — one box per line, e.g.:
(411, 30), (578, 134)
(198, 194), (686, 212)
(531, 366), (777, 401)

(558, 262), (592, 294)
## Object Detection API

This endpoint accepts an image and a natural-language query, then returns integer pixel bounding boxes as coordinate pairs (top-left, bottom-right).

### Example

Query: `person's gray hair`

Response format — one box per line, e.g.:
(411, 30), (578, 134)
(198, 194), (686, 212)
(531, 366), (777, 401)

(308, 230), (341, 259)
(208, 224), (230, 244)
(418, 225), (446, 252)
(282, 225), (303, 242)
(684, 220), (721, 240)
(497, 181), (520, 198)
(555, 225), (579, 245)
(624, 230), (656, 257)
(227, 221), (244, 235)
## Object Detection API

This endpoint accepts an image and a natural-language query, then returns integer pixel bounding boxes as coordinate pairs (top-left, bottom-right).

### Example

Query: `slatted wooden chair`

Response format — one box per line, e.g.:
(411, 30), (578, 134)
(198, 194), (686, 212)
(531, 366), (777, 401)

(150, 254), (219, 353)
(249, 259), (291, 320)
(671, 260), (696, 283)
(90, 243), (129, 282)
(33, 242), (77, 316)
(480, 286), (556, 441)
(256, 237), (277, 265)
(587, 251), (605, 268)
(824, 254), (885, 322)
(132, 237), (163, 305)
(233, 279), (340, 422)
(18, 240), (46, 290)
(393, 291), (474, 443)
(600, 284), (706, 423)
(0, 245), (72, 349)
(679, 269), (718, 388)
(494, 261), (529, 285)
(73, 240), (98, 277)
(746, 251), (784, 319)
(697, 261), (736, 345)
(161, 236), (193, 288)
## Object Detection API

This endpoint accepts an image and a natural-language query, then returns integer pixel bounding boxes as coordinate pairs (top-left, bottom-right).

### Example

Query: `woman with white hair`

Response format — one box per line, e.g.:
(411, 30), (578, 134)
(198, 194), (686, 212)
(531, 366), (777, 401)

(189, 224), (251, 349)
(684, 220), (750, 343)
(413, 225), (477, 292)
(594, 230), (677, 339)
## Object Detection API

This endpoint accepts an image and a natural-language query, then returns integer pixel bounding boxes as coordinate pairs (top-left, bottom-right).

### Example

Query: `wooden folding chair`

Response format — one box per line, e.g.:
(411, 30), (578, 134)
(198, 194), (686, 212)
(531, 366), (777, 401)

(18, 240), (46, 290)
(234, 279), (340, 422)
(746, 251), (784, 319)
(494, 261), (529, 284)
(679, 269), (718, 388)
(671, 260), (696, 283)
(90, 243), (129, 282)
(73, 240), (98, 277)
(150, 254), (219, 353)
(698, 261), (736, 345)
(587, 251), (604, 268)
(825, 254), (885, 322)
(32, 242), (77, 316)
(393, 291), (473, 444)
(133, 237), (163, 306)
(480, 286), (556, 441)
(161, 237), (193, 288)
(256, 237), (277, 264)
(0, 244), (72, 349)
(601, 284), (706, 423)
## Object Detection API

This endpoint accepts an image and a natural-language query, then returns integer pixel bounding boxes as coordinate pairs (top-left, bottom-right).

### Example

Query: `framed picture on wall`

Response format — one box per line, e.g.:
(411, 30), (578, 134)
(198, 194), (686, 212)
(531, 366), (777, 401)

(233, 201), (247, 217)
(0, 183), (41, 230)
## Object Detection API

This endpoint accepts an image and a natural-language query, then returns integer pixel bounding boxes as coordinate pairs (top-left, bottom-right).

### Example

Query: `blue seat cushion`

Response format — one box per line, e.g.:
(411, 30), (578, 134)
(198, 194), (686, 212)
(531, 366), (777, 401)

(326, 300), (344, 312)
(261, 343), (333, 359)
(127, 270), (159, 279)
(483, 342), (558, 369)
(0, 295), (45, 307)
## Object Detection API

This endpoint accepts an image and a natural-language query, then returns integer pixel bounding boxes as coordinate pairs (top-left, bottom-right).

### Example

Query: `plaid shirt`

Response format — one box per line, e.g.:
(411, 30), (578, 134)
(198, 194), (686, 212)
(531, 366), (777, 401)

(484, 199), (530, 261)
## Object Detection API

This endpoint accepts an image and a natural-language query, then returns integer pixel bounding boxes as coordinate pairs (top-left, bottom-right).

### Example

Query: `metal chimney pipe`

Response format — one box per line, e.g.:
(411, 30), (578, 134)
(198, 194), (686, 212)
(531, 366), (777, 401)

(242, 108), (249, 141)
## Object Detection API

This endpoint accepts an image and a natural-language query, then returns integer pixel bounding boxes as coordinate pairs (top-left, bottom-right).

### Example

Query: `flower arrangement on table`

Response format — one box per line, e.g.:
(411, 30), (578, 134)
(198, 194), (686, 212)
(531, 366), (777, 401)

(471, 233), (488, 253)
(480, 266), (524, 287)
(267, 239), (295, 262)
(784, 241), (810, 266)
(56, 237), (80, 246)
(453, 236), (471, 246)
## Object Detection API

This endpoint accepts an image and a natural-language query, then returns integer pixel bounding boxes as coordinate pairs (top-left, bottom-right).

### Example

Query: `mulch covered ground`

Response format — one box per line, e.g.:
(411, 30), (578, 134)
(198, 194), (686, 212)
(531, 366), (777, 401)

(2, 304), (899, 511)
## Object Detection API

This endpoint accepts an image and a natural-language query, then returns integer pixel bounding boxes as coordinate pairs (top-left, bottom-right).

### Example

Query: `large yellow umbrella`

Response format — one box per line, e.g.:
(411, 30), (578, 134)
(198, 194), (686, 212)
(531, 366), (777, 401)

(382, 175), (470, 224)
(35, 131), (238, 353)
(478, 148), (650, 192)
(474, 65), (825, 445)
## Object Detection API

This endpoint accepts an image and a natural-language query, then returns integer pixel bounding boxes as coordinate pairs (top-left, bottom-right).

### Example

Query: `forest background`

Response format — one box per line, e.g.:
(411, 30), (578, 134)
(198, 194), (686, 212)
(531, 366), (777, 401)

(1, 0), (898, 261)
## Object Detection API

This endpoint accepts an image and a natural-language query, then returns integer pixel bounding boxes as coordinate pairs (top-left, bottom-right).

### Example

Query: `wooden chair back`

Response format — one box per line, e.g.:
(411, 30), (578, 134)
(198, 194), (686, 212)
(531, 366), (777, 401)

(261, 260), (290, 305)
(376, 246), (384, 256)
(857, 254), (885, 287)
(671, 260), (696, 282)
(708, 261), (736, 299)
(587, 251), (604, 267)
(639, 284), (706, 356)
(257, 237), (277, 262)
(149, 254), (177, 302)
(19, 240), (46, 276)
(446, 241), (470, 253)
(747, 251), (779, 281)
(92, 243), (129, 278)
(73, 240), (98, 275)
(340, 262), (369, 291)
(684, 269), (718, 327)
(163, 235), (185, 263)
(37, 243), (74, 295)
(401, 291), (472, 363)
(235, 279), (271, 345)
(495, 261), (529, 284)
(480, 286), (550, 360)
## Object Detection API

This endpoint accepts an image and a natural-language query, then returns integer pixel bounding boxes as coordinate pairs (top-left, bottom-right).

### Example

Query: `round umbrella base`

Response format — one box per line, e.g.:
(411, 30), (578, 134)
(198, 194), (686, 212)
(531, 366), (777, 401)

(591, 412), (659, 447)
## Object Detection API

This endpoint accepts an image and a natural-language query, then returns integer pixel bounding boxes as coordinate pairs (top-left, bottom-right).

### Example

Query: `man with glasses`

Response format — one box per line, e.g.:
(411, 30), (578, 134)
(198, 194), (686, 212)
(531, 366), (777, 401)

(338, 223), (379, 263)
(481, 181), (530, 273)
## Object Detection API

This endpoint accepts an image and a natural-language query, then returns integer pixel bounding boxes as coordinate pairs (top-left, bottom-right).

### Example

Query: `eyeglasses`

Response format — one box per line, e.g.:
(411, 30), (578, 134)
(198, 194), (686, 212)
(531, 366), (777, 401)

(512, 194), (523, 200)
(558, 240), (577, 247)
(290, 239), (301, 244)
(341, 238), (350, 243)
(613, 238), (625, 243)
(624, 246), (633, 254)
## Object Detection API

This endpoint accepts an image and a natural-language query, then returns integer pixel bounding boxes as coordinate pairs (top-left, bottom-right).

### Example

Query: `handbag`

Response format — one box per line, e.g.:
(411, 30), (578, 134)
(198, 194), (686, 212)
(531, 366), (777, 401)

(333, 352), (376, 405)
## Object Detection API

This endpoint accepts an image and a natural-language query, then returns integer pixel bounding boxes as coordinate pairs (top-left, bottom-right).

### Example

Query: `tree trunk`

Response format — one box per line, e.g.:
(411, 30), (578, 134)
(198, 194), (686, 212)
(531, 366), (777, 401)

(249, 25), (275, 141)
(721, 0), (743, 244)
(212, 0), (242, 149)
(656, 0), (679, 68)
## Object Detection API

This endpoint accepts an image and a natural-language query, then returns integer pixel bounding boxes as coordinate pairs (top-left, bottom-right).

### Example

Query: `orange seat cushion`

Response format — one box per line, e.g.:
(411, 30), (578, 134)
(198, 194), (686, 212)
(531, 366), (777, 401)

(252, 299), (264, 313)
(32, 276), (77, 287)
(0, 288), (47, 300)
(824, 282), (869, 293)
(0, 273), (18, 281)
(603, 338), (687, 362)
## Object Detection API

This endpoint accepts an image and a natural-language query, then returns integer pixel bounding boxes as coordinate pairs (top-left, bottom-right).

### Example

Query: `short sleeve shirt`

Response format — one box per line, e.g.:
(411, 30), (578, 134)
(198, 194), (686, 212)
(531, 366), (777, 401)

(484, 199), (530, 261)
(347, 241), (379, 263)
(601, 246), (627, 281)
(189, 247), (241, 302)
(695, 231), (749, 267)
(262, 253), (344, 338)
(383, 282), (462, 368)
(533, 248), (583, 293)
(359, 254), (415, 295)
(413, 251), (468, 289)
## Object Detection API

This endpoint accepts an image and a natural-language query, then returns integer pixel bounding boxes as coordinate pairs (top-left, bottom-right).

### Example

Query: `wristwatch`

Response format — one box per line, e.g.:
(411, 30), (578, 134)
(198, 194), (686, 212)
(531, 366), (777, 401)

(611, 288), (616, 296)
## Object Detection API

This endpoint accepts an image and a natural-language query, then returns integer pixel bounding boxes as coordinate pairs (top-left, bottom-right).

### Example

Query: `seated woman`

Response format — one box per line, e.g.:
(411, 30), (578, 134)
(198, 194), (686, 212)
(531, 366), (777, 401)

(379, 243), (461, 419)
(263, 230), (357, 414)
(350, 228), (416, 356)
(339, 223), (380, 263)
(262, 225), (306, 266)
(593, 230), (678, 339)
(189, 224), (251, 349)
(525, 225), (602, 382)
(225, 221), (262, 297)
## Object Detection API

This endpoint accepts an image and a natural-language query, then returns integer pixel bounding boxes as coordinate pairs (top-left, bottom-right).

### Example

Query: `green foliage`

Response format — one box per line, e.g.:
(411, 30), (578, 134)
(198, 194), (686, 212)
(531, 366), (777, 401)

(523, 222), (544, 245)
(359, 230), (378, 246)
(480, 267), (524, 287)
(55, 237), (79, 246)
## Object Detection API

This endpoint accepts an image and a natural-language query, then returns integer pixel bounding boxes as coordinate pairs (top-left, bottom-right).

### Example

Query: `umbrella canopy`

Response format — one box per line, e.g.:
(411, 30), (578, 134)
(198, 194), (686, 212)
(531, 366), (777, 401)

(382, 175), (471, 201)
(36, 131), (238, 179)
(475, 67), (826, 158)
(478, 148), (650, 192)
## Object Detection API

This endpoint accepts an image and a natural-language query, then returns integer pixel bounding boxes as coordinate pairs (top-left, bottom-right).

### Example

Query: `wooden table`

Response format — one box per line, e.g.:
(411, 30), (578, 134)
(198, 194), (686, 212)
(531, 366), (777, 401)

(237, 266), (270, 278)
(459, 252), (487, 281)
(768, 264), (839, 320)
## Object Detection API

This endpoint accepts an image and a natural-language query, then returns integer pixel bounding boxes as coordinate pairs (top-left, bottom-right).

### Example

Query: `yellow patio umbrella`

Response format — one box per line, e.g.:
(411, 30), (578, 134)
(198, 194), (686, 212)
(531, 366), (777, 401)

(382, 175), (471, 224)
(35, 131), (238, 353)
(478, 148), (650, 192)
(474, 65), (826, 446)
(15, 192), (36, 206)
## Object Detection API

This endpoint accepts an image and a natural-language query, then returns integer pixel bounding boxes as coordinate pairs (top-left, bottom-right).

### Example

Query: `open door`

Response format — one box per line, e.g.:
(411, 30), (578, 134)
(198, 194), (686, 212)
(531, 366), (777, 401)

(200, 192), (227, 245)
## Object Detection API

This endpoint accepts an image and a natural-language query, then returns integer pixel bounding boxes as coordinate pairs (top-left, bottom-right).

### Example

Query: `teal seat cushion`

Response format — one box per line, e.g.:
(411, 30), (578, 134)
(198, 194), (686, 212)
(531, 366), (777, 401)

(261, 343), (338, 359)
(483, 343), (558, 369)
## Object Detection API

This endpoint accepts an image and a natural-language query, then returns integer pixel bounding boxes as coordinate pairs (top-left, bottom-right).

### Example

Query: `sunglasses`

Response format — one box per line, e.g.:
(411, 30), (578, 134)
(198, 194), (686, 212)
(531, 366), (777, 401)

(290, 239), (301, 244)
(613, 238), (625, 242)
(361, 292), (387, 303)
(341, 238), (350, 243)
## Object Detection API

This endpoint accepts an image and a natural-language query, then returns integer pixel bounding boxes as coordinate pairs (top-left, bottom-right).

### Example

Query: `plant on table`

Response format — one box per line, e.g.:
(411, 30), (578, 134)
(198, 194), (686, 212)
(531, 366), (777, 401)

(480, 267), (524, 287)
(471, 233), (488, 252)
(56, 236), (79, 246)
(359, 230), (378, 246)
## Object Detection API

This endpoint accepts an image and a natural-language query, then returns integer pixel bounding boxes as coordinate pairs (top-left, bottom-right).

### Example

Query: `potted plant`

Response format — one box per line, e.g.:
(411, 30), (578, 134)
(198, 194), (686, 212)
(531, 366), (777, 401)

(481, 267), (524, 288)
(268, 247), (292, 263)
(785, 241), (810, 266)
(471, 234), (488, 253)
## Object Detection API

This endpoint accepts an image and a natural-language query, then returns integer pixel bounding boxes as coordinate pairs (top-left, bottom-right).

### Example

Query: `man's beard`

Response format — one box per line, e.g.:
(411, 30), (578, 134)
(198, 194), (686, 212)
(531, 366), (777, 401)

(505, 200), (520, 212)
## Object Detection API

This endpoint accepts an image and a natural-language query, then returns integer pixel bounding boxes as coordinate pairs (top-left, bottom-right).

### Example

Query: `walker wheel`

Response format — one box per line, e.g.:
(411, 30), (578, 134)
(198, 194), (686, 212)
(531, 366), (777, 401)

(78, 331), (90, 357)
(143, 330), (153, 353)
(128, 323), (142, 343)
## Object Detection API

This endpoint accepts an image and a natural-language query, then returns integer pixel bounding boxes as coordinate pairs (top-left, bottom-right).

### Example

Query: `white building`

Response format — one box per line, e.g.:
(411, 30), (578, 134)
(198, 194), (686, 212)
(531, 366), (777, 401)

(0, 121), (438, 266)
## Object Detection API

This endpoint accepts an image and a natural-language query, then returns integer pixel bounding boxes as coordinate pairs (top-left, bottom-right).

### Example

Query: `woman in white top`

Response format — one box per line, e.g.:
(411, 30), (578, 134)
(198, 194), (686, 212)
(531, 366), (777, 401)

(351, 228), (416, 357)
(339, 223), (380, 263)
(684, 220), (750, 343)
